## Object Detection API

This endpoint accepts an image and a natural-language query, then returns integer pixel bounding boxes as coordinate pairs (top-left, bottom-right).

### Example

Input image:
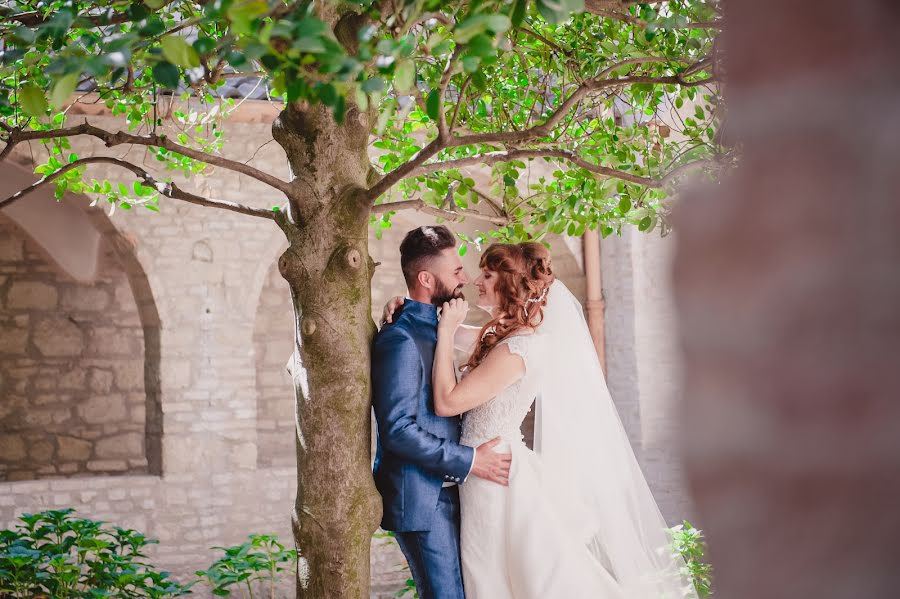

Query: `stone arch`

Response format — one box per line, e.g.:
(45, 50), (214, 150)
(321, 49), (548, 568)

(0, 163), (162, 480)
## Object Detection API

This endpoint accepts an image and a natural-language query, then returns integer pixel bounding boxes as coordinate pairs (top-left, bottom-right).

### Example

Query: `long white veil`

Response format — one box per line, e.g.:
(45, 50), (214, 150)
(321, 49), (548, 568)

(535, 279), (698, 599)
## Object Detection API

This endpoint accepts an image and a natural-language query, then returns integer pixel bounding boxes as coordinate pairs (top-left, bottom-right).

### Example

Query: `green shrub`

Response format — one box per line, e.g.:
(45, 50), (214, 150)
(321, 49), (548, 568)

(0, 508), (192, 598)
(670, 521), (714, 597)
(194, 534), (297, 599)
(0, 509), (711, 598)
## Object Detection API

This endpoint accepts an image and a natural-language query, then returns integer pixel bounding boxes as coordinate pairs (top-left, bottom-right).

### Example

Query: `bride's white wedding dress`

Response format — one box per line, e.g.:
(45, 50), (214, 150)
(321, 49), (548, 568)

(456, 281), (697, 599)
(459, 334), (625, 599)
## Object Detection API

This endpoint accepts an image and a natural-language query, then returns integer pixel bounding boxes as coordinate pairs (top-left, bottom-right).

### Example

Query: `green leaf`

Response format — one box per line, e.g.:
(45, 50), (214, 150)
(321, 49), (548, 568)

(458, 244), (468, 257)
(152, 62), (181, 89)
(293, 37), (326, 53)
(295, 17), (328, 38)
(19, 84), (49, 118)
(484, 15), (512, 33)
(455, 15), (511, 43)
(140, 14), (166, 36)
(353, 86), (369, 111)
(536, 0), (585, 24)
(466, 33), (496, 58)
(362, 76), (385, 94)
(161, 36), (200, 69)
(144, 0), (168, 8)
(511, 0), (528, 27)
(638, 216), (652, 231)
(461, 55), (482, 73)
(394, 59), (415, 93)
(193, 36), (216, 55)
(617, 197), (632, 213)
(227, 0), (269, 36)
(426, 89), (441, 121)
(50, 74), (79, 110)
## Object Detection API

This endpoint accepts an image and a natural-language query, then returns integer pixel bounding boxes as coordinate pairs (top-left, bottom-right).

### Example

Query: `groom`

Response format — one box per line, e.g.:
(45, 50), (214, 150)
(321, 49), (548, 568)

(371, 225), (511, 599)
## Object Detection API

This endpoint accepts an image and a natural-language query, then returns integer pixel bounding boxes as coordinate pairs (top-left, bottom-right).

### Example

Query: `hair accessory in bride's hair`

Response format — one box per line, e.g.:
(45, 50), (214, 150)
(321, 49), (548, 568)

(522, 287), (550, 319)
(480, 325), (497, 341)
(525, 286), (549, 306)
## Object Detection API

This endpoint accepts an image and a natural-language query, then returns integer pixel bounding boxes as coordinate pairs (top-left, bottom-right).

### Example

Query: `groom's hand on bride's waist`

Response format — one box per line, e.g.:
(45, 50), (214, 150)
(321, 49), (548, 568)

(470, 437), (512, 486)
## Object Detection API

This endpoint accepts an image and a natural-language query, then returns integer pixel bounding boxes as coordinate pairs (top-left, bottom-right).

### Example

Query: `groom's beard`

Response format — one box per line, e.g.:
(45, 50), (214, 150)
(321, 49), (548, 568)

(432, 281), (465, 306)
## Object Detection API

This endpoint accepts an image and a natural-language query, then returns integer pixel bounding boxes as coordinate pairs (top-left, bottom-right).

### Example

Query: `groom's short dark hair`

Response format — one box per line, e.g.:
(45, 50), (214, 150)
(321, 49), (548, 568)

(399, 225), (456, 288)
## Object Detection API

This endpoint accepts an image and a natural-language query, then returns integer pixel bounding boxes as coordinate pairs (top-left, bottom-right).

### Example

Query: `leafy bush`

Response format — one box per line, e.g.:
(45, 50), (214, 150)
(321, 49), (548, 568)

(671, 521), (714, 597)
(0, 508), (192, 598)
(194, 534), (297, 599)
(0, 510), (298, 599)
(0, 509), (711, 598)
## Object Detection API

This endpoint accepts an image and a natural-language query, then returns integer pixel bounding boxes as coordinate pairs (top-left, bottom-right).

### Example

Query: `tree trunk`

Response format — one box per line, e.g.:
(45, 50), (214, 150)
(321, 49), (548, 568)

(272, 101), (382, 598)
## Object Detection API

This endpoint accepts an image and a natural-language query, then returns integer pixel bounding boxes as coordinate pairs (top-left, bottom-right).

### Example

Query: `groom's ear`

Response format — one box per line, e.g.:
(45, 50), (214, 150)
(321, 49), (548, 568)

(416, 270), (434, 291)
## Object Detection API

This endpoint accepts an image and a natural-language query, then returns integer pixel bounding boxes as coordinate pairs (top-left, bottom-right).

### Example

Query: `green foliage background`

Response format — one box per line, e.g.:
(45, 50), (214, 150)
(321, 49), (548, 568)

(1, 0), (721, 243)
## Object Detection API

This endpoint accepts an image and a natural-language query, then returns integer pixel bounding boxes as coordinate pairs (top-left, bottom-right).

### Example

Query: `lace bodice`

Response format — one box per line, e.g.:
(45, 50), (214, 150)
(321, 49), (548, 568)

(460, 334), (544, 446)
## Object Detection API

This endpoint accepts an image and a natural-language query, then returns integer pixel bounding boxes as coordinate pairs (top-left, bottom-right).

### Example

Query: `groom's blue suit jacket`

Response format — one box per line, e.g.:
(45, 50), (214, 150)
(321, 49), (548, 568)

(371, 299), (475, 532)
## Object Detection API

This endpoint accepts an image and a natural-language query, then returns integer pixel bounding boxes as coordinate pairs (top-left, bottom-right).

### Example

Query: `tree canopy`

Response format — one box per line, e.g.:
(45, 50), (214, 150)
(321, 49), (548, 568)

(0, 0), (722, 243)
(0, 3), (724, 595)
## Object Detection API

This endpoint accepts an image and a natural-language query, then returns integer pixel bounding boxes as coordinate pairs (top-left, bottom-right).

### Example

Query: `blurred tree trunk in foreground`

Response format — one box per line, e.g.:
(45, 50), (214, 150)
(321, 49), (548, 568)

(674, 2), (900, 599)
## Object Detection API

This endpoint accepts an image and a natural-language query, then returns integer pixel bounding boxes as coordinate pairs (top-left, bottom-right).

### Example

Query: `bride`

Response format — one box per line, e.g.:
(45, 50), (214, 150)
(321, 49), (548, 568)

(428, 242), (697, 599)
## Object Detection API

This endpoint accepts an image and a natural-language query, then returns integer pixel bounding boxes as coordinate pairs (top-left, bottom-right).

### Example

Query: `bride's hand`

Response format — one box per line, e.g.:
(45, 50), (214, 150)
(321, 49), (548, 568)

(439, 298), (469, 332)
(381, 296), (404, 325)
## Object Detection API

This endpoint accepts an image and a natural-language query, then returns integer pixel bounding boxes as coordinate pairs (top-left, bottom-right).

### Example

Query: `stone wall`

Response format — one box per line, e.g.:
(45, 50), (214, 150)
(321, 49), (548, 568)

(1, 112), (302, 597)
(0, 218), (149, 481)
(0, 470), (298, 596)
(252, 256), (294, 468)
(0, 99), (692, 596)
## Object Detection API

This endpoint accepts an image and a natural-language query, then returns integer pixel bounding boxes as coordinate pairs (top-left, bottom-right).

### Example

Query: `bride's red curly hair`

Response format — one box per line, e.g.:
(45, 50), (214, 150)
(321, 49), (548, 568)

(463, 242), (555, 371)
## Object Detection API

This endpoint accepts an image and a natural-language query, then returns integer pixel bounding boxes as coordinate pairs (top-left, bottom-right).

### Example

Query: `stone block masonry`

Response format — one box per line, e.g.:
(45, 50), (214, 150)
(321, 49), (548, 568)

(0, 220), (148, 481)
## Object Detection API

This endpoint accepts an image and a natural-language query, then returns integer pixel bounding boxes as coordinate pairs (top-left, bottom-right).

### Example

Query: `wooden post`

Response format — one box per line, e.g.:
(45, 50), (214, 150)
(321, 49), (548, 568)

(582, 229), (606, 376)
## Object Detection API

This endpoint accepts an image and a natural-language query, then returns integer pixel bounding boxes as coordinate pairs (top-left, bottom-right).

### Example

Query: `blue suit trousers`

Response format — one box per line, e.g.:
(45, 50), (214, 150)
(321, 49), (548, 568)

(395, 486), (465, 599)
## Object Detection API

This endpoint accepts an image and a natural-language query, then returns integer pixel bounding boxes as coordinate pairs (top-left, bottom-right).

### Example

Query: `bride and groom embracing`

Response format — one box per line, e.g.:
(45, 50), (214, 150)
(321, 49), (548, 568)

(371, 225), (697, 599)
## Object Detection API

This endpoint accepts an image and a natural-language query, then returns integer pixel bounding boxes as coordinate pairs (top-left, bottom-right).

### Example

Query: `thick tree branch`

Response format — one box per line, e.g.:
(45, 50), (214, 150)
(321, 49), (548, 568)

(518, 26), (571, 56)
(408, 149), (659, 186)
(594, 56), (680, 79)
(365, 59), (714, 203)
(371, 199), (509, 226)
(447, 71), (714, 149)
(0, 121), (294, 196)
(405, 12), (454, 32)
(404, 148), (712, 189)
(364, 46), (466, 204)
(0, 1), (178, 28)
(583, 1), (721, 29)
(364, 138), (444, 204)
(585, 0), (647, 10)
(0, 156), (276, 220)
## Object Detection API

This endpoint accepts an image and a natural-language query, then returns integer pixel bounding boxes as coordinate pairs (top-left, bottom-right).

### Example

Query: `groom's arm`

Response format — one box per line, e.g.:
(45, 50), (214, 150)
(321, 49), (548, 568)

(372, 329), (474, 482)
